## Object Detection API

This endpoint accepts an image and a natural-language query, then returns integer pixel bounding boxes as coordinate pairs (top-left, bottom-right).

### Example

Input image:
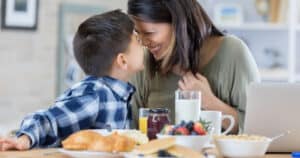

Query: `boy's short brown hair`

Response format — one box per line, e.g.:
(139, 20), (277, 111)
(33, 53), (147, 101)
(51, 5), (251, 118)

(73, 10), (134, 76)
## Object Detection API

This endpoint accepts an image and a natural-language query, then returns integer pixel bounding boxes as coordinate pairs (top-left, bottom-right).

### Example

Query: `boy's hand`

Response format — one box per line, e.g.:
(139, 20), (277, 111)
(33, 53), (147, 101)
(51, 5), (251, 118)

(0, 135), (31, 151)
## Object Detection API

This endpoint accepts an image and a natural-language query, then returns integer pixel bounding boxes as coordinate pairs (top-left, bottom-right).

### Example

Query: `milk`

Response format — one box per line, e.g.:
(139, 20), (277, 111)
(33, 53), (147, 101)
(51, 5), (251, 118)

(175, 99), (201, 124)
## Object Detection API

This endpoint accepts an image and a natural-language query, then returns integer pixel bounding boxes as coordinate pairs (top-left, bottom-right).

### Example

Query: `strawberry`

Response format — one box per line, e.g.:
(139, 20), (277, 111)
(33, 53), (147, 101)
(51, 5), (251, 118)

(175, 127), (190, 135)
(193, 122), (206, 135)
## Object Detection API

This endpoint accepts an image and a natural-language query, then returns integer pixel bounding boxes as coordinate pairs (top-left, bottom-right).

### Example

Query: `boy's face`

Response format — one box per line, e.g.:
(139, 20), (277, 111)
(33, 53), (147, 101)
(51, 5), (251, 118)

(123, 32), (144, 74)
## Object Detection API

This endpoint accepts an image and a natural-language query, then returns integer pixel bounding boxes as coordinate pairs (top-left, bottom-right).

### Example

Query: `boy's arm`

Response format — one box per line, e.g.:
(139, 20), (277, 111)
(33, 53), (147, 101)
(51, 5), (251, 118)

(16, 94), (99, 149)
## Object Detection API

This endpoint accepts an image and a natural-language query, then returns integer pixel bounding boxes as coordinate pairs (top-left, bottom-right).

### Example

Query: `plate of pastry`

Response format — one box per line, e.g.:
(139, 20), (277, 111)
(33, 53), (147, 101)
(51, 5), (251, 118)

(59, 149), (124, 158)
(59, 129), (205, 158)
(59, 129), (149, 158)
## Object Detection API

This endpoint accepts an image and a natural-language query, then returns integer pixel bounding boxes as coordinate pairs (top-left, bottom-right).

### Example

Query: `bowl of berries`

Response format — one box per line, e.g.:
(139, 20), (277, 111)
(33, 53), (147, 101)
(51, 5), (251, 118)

(156, 120), (212, 151)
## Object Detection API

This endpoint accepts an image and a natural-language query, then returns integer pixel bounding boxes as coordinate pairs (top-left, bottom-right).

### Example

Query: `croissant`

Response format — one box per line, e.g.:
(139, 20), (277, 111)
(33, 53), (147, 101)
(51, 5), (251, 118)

(109, 132), (136, 152)
(62, 130), (136, 152)
(62, 130), (103, 150)
(88, 135), (115, 152)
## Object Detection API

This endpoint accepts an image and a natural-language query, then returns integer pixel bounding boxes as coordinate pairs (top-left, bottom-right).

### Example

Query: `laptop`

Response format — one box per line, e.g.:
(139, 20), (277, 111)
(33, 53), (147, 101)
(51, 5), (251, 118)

(244, 83), (300, 152)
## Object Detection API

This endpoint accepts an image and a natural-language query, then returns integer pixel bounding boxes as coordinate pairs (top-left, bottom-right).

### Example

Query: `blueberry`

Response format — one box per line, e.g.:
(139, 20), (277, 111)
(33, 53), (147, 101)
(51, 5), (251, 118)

(191, 131), (198, 135)
(180, 120), (186, 126)
(185, 121), (194, 132)
(158, 150), (175, 157)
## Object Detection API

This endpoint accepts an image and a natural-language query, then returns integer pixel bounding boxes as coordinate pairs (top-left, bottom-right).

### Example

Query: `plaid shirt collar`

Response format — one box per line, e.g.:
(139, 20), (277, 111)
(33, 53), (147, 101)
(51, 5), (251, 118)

(87, 76), (136, 101)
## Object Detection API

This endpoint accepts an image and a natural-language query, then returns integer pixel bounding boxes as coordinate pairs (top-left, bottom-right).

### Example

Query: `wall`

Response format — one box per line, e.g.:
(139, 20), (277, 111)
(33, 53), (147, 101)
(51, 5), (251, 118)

(0, 0), (127, 135)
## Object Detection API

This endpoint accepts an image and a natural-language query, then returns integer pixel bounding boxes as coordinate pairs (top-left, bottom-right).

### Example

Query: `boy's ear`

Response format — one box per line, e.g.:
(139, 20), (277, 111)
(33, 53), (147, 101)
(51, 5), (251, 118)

(115, 53), (128, 69)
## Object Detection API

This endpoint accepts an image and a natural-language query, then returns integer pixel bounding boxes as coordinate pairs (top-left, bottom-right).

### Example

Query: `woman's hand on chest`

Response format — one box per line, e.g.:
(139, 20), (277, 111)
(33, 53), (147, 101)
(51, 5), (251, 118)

(178, 71), (216, 109)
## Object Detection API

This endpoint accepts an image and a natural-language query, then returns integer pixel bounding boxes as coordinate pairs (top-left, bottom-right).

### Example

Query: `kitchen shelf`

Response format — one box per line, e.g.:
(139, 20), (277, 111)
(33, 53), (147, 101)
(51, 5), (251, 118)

(220, 23), (289, 31)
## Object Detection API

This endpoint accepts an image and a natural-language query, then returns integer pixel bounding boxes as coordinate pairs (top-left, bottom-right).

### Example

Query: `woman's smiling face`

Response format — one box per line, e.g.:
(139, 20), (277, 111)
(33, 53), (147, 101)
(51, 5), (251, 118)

(133, 20), (173, 61)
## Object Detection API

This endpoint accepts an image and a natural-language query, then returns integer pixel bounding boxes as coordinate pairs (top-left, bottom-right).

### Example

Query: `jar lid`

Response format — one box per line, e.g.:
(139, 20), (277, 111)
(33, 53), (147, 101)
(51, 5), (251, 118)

(149, 108), (169, 114)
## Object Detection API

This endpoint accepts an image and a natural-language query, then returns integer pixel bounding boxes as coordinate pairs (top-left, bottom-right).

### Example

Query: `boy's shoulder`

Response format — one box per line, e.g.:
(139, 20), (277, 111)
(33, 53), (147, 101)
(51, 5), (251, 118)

(56, 76), (107, 102)
(55, 76), (134, 103)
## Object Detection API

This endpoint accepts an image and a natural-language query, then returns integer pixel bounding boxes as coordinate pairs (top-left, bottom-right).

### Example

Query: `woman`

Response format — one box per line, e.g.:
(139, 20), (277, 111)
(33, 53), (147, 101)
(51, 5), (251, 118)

(128, 0), (260, 133)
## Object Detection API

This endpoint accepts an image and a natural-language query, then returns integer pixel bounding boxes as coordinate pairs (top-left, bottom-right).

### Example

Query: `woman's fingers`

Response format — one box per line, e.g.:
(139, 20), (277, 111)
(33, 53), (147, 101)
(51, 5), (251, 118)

(180, 72), (209, 91)
(196, 73), (206, 81)
(178, 79), (186, 90)
(181, 72), (194, 88)
(182, 75), (189, 84)
(181, 75), (194, 90)
(184, 71), (193, 80)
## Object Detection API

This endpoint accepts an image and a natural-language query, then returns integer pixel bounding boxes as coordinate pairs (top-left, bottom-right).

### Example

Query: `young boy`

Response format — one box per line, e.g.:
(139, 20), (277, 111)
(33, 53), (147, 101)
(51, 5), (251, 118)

(0, 10), (144, 151)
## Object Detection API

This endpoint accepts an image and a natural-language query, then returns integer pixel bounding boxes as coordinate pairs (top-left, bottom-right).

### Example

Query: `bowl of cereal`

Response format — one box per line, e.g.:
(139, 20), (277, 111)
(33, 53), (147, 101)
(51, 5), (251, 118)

(214, 134), (272, 158)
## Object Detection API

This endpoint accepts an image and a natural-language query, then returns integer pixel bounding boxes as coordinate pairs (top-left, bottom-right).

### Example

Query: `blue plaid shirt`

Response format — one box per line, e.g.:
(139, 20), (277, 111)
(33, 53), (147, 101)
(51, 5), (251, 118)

(16, 76), (135, 148)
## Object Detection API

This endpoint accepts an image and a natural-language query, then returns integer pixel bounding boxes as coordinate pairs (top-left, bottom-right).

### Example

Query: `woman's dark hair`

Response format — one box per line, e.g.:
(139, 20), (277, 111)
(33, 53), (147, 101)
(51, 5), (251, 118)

(128, 0), (224, 77)
(73, 9), (134, 77)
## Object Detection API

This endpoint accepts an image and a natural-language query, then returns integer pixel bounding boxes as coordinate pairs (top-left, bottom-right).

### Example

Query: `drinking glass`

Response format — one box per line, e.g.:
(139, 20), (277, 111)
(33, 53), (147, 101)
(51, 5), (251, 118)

(139, 108), (149, 134)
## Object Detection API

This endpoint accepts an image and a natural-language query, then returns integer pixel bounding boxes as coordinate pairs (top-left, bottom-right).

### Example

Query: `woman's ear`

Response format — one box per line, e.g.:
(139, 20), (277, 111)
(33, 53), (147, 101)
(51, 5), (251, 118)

(115, 53), (128, 70)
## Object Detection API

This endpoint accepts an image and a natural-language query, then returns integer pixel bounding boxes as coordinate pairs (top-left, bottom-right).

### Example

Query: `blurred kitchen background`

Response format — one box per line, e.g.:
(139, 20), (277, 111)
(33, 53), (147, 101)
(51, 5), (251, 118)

(0, 0), (299, 134)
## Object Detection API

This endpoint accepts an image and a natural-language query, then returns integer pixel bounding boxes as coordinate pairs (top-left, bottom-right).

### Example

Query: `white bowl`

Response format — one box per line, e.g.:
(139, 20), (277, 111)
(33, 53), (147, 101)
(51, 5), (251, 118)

(156, 134), (211, 151)
(215, 137), (272, 158)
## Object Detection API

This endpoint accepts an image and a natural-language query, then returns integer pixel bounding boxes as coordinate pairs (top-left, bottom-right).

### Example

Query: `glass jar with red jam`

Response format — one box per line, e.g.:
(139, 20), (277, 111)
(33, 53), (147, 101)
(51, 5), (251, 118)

(147, 108), (170, 140)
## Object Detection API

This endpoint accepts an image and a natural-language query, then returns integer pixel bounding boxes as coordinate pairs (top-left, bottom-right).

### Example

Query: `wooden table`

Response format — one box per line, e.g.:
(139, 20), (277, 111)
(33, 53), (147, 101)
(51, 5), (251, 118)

(0, 148), (292, 158)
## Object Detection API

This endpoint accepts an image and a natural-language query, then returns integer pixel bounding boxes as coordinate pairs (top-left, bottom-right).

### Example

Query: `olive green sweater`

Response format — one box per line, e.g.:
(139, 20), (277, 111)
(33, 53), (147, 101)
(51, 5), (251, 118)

(130, 35), (260, 132)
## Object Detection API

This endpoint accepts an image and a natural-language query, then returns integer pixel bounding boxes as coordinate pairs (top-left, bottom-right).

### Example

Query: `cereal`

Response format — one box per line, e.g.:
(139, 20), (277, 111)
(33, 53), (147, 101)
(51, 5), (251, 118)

(215, 134), (268, 141)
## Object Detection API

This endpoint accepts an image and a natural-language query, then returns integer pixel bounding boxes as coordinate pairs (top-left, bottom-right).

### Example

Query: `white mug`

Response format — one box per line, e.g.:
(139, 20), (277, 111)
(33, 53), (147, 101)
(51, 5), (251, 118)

(200, 111), (235, 135)
(175, 90), (201, 124)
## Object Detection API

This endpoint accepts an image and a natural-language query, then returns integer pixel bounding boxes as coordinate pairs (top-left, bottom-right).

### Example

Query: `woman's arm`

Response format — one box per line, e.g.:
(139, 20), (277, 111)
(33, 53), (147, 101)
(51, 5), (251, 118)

(178, 36), (260, 134)
(200, 88), (240, 134)
(178, 72), (239, 133)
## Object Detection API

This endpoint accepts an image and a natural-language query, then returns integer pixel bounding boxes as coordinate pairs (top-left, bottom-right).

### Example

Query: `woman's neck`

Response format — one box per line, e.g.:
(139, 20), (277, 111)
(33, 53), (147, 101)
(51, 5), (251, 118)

(172, 64), (186, 76)
(171, 35), (224, 76)
(199, 35), (224, 69)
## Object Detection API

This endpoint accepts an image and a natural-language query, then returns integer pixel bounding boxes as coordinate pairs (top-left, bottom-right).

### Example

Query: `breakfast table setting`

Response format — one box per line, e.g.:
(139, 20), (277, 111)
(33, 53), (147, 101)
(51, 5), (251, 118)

(0, 148), (291, 158)
(0, 124), (294, 158)
(0, 90), (297, 158)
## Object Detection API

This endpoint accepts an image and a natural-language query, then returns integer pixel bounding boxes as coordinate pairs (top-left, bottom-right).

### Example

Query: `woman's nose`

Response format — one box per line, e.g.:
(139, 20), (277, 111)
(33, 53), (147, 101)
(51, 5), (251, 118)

(141, 37), (151, 47)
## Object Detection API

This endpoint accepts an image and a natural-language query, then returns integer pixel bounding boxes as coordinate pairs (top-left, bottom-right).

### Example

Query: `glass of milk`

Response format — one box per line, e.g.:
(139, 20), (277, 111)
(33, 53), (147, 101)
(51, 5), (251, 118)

(175, 90), (201, 124)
